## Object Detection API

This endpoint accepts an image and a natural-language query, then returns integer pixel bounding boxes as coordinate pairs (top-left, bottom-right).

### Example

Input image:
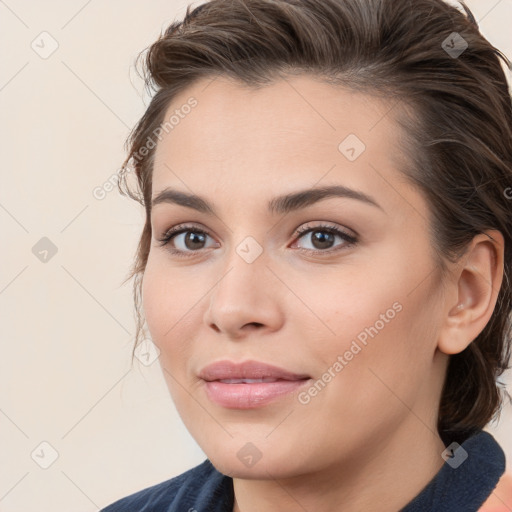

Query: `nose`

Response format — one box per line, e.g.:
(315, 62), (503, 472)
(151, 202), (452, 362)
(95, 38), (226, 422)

(202, 250), (284, 340)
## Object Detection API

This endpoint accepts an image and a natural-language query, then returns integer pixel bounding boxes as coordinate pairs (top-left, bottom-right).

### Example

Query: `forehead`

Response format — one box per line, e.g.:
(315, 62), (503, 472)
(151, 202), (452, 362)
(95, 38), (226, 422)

(151, 74), (413, 209)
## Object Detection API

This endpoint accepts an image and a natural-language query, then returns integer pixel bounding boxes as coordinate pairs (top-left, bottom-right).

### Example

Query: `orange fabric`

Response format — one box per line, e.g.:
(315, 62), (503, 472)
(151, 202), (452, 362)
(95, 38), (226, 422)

(479, 472), (512, 511)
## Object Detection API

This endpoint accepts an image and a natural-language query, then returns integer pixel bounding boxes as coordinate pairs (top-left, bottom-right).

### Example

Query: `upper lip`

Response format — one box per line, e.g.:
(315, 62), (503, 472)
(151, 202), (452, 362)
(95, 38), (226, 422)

(199, 360), (310, 381)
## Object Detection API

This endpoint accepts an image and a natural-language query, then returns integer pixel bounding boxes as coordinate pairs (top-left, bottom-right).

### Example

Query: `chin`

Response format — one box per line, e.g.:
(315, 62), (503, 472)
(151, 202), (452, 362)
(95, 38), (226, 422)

(209, 456), (275, 479)
(205, 443), (303, 480)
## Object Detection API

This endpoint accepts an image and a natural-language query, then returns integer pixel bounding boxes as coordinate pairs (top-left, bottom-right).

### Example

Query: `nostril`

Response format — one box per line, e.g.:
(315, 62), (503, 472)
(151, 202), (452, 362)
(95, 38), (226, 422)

(245, 322), (263, 329)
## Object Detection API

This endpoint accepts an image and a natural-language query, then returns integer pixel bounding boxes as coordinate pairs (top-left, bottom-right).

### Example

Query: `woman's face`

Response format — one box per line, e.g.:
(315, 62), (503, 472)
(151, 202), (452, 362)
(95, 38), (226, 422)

(142, 74), (450, 478)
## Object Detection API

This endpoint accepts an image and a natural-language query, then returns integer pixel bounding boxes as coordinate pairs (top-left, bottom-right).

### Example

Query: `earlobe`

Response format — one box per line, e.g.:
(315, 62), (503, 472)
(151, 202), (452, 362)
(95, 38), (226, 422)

(437, 230), (505, 356)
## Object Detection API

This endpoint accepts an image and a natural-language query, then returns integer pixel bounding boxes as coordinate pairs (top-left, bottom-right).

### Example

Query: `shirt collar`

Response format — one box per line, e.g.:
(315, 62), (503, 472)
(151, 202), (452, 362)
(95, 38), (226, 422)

(182, 429), (505, 512)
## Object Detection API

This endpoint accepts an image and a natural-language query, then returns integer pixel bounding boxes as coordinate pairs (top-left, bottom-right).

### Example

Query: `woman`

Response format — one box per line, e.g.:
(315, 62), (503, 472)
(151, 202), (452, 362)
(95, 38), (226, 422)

(101, 0), (512, 510)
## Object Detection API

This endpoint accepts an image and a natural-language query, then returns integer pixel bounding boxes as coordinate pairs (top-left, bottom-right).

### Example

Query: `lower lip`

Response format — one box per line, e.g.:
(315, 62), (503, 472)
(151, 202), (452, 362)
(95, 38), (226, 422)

(203, 379), (311, 409)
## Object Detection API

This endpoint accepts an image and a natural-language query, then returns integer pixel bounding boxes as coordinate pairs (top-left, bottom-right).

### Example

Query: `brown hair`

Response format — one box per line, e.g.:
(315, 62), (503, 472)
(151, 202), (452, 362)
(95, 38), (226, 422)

(117, 0), (512, 444)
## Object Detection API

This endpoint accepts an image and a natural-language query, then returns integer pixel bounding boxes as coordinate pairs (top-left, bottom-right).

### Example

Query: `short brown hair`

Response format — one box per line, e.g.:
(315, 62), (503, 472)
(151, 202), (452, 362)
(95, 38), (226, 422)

(118, 0), (512, 444)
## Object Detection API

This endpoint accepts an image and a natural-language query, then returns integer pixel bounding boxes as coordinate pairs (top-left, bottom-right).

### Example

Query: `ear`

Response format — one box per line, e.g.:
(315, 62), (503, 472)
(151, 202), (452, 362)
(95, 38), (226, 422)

(437, 230), (505, 355)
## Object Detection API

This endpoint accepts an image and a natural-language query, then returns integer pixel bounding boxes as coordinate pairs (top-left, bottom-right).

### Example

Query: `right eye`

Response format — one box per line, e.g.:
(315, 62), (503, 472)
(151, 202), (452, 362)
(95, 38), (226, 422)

(156, 224), (219, 257)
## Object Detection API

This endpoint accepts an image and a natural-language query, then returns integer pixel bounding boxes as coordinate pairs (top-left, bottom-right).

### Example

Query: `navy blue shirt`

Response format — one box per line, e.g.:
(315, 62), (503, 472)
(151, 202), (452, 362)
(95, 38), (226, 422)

(101, 430), (505, 511)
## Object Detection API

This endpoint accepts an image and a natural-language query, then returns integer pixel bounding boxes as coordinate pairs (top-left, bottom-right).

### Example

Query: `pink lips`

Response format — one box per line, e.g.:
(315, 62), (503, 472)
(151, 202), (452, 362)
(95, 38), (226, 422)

(199, 360), (311, 409)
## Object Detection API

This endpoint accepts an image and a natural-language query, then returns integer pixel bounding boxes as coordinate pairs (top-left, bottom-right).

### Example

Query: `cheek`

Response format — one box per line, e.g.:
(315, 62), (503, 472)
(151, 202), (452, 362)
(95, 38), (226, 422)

(141, 258), (167, 341)
(141, 255), (188, 352)
(289, 265), (403, 352)
(141, 262), (196, 410)
(296, 254), (440, 393)
(141, 253), (213, 379)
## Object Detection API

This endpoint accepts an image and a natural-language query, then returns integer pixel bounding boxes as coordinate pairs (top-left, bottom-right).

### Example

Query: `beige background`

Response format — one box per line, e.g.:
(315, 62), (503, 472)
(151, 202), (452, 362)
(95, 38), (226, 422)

(1, 1), (511, 510)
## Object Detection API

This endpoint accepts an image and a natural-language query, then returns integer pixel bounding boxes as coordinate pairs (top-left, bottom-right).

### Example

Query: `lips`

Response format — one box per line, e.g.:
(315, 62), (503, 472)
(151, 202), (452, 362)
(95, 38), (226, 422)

(199, 359), (310, 382)
(198, 360), (311, 409)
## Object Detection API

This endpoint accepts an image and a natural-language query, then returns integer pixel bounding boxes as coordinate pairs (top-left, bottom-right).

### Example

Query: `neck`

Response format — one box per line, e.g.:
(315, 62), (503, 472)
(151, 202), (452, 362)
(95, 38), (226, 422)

(232, 418), (446, 512)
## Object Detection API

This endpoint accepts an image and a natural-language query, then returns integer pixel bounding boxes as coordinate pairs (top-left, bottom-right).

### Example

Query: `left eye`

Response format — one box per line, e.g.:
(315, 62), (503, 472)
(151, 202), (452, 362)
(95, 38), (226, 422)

(292, 224), (357, 252)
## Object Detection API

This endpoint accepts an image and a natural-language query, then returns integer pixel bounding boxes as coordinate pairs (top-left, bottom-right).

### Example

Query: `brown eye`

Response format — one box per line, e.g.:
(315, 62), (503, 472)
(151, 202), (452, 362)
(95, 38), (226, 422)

(156, 225), (218, 256)
(306, 230), (336, 250)
(293, 224), (357, 254)
(181, 231), (208, 250)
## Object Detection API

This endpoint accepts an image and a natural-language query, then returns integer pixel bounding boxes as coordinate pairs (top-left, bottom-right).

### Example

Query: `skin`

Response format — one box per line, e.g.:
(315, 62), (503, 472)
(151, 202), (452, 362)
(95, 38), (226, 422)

(480, 472), (512, 510)
(141, 74), (504, 512)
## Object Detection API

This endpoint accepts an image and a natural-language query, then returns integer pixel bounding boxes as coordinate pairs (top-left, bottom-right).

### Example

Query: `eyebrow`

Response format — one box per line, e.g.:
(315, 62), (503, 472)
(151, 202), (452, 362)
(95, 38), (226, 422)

(151, 185), (384, 215)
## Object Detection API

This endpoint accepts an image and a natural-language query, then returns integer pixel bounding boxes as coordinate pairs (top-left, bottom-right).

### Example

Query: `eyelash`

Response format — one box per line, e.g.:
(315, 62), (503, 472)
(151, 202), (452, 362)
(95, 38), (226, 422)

(155, 222), (358, 258)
